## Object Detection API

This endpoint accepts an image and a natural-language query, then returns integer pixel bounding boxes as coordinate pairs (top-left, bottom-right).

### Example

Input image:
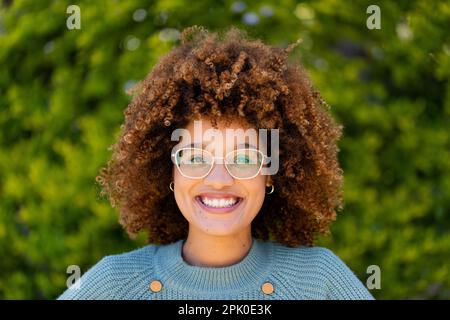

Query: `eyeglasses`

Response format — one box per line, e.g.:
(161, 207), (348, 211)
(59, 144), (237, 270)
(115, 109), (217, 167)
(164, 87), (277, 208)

(172, 147), (267, 180)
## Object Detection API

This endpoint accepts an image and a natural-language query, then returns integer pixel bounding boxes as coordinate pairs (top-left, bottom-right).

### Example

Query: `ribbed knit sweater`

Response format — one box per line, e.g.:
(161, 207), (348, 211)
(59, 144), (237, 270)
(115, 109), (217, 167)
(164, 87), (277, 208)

(58, 238), (374, 300)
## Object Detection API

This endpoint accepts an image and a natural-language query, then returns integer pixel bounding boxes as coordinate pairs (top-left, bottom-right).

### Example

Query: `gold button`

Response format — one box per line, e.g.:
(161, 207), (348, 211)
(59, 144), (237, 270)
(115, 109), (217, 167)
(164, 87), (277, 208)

(149, 280), (163, 293)
(261, 282), (274, 295)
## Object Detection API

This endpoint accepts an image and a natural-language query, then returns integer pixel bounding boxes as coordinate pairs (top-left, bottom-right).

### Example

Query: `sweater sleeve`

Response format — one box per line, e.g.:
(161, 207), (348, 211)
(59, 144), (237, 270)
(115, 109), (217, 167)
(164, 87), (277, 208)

(57, 256), (120, 300)
(318, 248), (375, 300)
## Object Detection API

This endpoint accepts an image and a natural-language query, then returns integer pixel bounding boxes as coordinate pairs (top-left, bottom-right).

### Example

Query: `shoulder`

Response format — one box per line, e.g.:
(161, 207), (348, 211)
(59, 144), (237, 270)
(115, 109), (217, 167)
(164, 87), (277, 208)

(101, 244), (158, 271)
(269, 241), (343, 268)
(58, 244), (158, 300)
(269, 242), (374, 300)
(270, 243), (346, 278)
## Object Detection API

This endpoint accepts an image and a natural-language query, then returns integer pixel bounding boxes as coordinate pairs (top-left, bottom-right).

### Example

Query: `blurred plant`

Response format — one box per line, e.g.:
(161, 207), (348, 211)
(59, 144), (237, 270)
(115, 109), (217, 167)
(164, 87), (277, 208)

(0, 0), (449, 299)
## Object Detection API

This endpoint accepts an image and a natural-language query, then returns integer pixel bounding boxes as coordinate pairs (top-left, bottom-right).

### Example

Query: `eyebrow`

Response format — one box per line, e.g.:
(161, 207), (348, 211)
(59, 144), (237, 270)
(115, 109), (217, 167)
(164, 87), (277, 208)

(180, 142), (204, 149)
(180, 142), (257, 149)
(237, 142), (257, 149)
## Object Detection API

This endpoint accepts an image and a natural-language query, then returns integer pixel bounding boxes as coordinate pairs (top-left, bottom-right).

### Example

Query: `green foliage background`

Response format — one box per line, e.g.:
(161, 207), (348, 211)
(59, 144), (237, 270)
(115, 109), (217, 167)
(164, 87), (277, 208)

(0, 0), (449, 299)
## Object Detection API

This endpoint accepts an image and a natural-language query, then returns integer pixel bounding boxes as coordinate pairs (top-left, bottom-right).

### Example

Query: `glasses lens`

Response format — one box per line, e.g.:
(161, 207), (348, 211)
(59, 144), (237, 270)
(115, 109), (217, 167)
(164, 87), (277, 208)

(176, 148), (212, 178)
(226, 149), (263, 179)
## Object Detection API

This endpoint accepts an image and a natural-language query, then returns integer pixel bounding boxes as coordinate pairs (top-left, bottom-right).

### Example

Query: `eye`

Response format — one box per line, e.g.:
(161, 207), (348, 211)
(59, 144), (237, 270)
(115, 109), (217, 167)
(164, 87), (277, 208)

(231, 150), (261, 166)
(235, 154), (250, 164)
(189, 155), (205, 164)
(177, 149), (208, 165)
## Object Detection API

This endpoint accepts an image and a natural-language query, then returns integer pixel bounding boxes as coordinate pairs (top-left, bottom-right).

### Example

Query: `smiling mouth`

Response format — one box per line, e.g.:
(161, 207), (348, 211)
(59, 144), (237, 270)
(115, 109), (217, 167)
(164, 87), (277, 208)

(194, 195), (243, 213)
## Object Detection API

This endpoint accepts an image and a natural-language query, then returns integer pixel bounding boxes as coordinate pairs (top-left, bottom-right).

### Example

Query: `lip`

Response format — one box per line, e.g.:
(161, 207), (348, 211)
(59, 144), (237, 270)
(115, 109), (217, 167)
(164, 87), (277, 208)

(194, 193), (244, 214)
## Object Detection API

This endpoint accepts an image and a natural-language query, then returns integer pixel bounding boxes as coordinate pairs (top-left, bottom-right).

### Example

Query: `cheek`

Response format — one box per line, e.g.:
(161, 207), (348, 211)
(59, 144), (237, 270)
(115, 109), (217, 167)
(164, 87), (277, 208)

(174, 169), (190, 194)
(173, 168), (197, 211)
(242, 176), (266, 202)
(173, 165), (181, 184)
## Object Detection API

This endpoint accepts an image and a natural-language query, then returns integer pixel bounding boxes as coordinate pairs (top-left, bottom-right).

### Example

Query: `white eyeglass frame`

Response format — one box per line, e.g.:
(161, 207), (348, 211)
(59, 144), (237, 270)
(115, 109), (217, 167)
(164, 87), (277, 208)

(171, 147), (267, 180)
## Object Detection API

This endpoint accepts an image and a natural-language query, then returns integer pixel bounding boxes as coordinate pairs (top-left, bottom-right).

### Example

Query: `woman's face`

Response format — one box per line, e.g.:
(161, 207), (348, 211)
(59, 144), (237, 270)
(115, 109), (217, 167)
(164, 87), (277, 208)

(172, 117), (271, 237)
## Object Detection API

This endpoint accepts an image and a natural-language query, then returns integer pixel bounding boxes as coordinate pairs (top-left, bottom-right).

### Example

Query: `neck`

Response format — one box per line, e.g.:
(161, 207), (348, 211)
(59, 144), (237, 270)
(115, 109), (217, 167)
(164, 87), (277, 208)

(182, 225), (253, 267)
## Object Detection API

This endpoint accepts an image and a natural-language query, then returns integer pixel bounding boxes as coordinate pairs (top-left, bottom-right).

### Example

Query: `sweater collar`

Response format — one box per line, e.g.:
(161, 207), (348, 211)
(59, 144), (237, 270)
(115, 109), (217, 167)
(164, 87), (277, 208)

(154, 238), (273, 293)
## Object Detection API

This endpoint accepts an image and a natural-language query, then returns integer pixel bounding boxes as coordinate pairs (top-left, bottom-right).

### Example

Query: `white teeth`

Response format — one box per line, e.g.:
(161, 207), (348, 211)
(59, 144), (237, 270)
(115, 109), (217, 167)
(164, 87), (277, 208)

(200, 196), (239, 208)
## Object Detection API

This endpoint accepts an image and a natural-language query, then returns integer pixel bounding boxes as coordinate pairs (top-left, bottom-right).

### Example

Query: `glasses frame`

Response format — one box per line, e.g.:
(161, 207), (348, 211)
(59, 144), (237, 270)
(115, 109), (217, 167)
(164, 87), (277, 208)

(171, 147), (267, 180)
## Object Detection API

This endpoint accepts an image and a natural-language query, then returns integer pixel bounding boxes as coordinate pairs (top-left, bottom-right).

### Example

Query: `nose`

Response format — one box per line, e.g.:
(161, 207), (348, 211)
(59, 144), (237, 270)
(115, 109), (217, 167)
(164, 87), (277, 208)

(203, 163), (234, 188)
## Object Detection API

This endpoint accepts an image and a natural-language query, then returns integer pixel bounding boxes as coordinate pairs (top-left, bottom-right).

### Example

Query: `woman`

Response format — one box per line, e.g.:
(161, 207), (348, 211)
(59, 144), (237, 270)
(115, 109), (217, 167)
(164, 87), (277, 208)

(59, 26), (374, 300)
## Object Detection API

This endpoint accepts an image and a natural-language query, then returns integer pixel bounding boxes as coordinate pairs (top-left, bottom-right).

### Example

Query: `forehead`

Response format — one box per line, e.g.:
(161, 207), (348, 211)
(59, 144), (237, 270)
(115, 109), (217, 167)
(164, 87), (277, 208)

(183, 117), (253, 132)
(178, 117), (262, 149)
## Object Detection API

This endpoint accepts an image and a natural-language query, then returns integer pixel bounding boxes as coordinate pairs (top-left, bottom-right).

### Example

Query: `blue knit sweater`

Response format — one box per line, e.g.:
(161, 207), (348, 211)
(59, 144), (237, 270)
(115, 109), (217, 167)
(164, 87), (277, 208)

(58, 238), (374, 300)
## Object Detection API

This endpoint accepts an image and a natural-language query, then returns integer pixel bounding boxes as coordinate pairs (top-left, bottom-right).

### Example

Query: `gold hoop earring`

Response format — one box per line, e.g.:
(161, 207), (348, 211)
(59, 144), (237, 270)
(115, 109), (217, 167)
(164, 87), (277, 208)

(169, 181), (174, 192)
(266, 185), (274, 194)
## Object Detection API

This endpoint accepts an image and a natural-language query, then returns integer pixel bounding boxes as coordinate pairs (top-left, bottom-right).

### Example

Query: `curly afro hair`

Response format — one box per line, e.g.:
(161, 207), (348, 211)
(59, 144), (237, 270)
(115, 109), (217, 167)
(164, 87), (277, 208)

(96, 26), (344, 247)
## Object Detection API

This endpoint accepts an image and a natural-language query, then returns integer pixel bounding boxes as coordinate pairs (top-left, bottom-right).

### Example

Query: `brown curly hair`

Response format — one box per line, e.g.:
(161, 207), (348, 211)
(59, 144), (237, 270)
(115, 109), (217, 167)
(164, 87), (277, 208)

(96, 26), (344, 247)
